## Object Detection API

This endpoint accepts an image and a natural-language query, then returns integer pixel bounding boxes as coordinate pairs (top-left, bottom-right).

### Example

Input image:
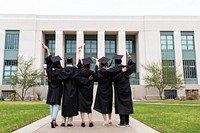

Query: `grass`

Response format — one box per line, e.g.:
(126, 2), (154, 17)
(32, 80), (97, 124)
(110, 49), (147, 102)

(0, 101), (49, 133)
(131, 100), (200, 133)
(135, 100), (200, 104)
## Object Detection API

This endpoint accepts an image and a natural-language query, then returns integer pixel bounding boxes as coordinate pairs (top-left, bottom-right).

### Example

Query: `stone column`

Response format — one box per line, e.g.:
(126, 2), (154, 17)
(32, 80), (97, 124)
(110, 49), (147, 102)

(174, 31), (184, 77)
(0, 30), (5, 85)
(55, 30), (64, 66)
(117, 31), (126, 64)
(97, 31), (105, 58)
(137, 31), (146, 85)
(194, 31), (200, 84)
(76, 31), (84, 62)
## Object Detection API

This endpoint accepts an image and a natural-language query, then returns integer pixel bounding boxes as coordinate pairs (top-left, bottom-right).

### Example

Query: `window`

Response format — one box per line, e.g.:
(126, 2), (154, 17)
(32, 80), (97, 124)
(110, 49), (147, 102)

(85, 40), (97, 54)
(162, 60), (176, 83)
(164, 90), (177, 99)
(5, 30), (19, 49)
(183, 60), (197, 78)
(181, 32), (194, 50)
(126, 40), (133, 53)
(2, 90), (16, 99)
(65, 35), (76, 65)
(160, 32), (174, 50)
(84, 35), (97, 55)
(3, 60), (18, 79)
(66, 40), (76, 53)
(45, 34), (55, 56)
(105, 40), (115, 53)
(105, 35), (116, 58)
(84, 35), (97, 70)
(126, 35), (136, 54)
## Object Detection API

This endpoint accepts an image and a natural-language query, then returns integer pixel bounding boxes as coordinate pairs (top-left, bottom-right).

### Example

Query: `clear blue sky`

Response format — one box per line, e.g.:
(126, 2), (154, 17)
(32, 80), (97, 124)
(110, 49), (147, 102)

(0, 0), (199, 16)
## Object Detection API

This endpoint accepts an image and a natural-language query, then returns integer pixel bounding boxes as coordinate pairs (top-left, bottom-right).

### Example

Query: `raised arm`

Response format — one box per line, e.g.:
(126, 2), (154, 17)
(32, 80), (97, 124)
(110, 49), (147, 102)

(43, 43), (51, 57)
(126, 59), (136, 76)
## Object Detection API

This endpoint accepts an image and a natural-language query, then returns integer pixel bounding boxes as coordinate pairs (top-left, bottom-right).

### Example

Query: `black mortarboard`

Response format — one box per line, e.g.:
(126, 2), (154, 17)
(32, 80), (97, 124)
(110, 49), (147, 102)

(98, 57), (110, 64)
(82, 57), (93, 65)
(66, 56), (73, 64)
(112, 54), (123, 60)
(66, 56), (73, 61)
(50, 55), (62, 63)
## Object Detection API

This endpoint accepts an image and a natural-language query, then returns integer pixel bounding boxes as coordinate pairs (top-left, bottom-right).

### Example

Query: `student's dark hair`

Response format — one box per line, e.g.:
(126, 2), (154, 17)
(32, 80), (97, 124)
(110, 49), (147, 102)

(67, 59), (73, 64)
(115, 59), (122, 65)
(53, 61), (62, 68)
(83, 64), (90, 70)
(100, 63), (108, 69)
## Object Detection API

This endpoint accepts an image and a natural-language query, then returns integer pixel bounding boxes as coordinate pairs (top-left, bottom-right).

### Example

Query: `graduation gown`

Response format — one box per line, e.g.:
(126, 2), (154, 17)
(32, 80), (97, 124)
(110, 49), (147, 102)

(50, 66), (79, 117)
(112, 59), (135, 115)
(93, 67), (113, 114)
(76, 69), (94, 113)
(45, 56), (63, 105)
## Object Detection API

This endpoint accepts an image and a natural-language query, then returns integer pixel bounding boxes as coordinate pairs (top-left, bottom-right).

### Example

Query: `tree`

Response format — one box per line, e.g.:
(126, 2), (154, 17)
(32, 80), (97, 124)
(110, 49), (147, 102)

(9, 56), (43, 101)
(143, 61), (184, 99)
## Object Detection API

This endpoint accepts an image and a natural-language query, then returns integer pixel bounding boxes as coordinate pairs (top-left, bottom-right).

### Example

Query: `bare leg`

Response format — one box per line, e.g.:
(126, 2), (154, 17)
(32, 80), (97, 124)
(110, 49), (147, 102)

(80, 112), (85, 123)
(102, 114), (108, 127)
(88, 113), (94, 127)
(60, 117), (66, 127)
(67, 117), (73, 126)
(102, 114), (107, 122)
(88, 113), (92, 123)
(62, 117), (66, 123)
(108, 113), (112, 125)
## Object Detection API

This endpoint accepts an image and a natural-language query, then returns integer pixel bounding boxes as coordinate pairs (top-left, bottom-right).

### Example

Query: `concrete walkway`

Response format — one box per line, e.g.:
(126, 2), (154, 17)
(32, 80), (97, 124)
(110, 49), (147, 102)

(13, 109), (160, 133)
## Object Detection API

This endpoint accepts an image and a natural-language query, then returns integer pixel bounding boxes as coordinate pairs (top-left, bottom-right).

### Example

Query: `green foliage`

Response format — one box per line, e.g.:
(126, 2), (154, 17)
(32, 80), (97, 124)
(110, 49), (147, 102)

(10, 92), (20, 101)
(0, 95), (4, 101)
(9, 56), (43, 101)
(143, 61), (184, 99)
(0, 101), (49, 133)
(131, 101), (200, 133)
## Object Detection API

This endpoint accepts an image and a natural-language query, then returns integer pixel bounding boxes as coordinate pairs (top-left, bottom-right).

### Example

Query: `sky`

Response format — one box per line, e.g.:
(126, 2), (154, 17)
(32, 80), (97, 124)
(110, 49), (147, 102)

(0, 0), (200, 16)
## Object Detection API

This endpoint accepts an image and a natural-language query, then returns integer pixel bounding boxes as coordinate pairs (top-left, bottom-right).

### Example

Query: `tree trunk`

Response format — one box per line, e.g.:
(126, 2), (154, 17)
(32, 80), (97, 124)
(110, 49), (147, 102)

(159, 89), (163, 100)
(21, 87), (25, 101)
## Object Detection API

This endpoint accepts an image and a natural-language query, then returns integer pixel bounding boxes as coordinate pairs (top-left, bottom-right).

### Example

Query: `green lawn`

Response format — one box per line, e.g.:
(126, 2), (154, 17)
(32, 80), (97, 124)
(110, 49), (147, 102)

(0, 101), (49, 133)
(131, 101), (200, 133)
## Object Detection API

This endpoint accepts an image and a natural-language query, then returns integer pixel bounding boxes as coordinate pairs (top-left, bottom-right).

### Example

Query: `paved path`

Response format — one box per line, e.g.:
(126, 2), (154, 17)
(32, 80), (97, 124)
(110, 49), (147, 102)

(13, 109), (160, 133)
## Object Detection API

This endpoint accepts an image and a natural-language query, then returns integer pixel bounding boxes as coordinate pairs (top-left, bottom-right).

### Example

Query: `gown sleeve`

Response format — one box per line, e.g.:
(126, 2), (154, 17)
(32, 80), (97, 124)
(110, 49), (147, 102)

(104, 66), (121, 77)
(126, 59), (136, 76)
(49, 67), (74, 80)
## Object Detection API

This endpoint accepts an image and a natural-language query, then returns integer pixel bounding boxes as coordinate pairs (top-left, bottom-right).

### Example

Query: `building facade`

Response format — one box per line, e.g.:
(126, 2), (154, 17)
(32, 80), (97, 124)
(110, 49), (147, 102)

(0, 14), (200, 100)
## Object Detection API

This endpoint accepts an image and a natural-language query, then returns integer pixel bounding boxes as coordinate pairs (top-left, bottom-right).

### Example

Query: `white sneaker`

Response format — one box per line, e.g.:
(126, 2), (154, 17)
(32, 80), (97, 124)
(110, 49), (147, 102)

(108, 120), (112, 125)
(116, 124), (126, 128)
(126, 124), (130, 127)
(102, 121), (109, 127)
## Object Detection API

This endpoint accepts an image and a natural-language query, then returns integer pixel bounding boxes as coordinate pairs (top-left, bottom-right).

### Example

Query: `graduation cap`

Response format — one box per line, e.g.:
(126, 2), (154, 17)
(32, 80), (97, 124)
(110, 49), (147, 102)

(112, 54), (123, 60)
(66, 56), (73, 61)
(98, 57), (110, 64)
(50, 55), (62, 63)
(66, 56), (73, 64)
(82, 57), (93, 65)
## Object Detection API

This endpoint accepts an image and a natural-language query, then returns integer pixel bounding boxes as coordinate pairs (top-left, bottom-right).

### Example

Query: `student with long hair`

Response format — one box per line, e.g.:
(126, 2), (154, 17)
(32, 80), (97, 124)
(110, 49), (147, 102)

(93, 57), (113, 126)
(76, 57), (94, 127)
(43, 44), (63, 128)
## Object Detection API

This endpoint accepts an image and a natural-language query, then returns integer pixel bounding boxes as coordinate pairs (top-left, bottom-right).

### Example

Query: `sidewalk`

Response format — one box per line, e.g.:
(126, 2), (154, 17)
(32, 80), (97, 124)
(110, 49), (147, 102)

(13, 109), (160, 133)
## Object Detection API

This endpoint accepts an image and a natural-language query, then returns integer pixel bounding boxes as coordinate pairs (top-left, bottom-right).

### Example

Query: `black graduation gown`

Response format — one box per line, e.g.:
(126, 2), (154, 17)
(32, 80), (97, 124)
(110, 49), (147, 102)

(45, 56), (63, 105)
(93, 68), (113, 114)
(50, 66), (79, 117)
(76, 69), (94, 113)
(112, 59), (135, 115)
